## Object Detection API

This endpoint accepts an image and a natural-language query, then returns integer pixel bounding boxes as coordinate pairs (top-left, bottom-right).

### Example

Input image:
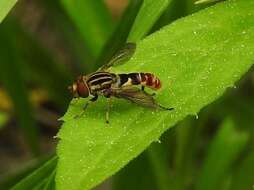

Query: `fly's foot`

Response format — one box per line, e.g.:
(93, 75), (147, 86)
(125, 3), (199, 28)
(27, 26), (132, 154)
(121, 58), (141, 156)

(105, 97), (111, 124)
(159, 105), (174, 111)
(142, 86), (156, 96)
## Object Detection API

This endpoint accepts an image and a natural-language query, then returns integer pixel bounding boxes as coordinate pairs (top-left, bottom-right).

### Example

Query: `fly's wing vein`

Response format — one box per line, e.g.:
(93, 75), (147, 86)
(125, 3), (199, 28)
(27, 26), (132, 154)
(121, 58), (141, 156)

(98, 43), (136, 71)
(113, 87), (159, 109)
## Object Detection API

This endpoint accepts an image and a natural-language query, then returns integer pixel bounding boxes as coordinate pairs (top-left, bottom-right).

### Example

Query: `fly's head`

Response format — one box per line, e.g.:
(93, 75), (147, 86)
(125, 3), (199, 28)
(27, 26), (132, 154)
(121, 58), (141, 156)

(69, 76), (90, 98)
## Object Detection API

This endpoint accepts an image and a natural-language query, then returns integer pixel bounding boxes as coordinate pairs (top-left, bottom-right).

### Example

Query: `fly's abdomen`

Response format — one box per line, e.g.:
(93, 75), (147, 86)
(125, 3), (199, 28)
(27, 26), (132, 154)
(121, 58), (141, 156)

(118, 72), (161, 90)
(140, 73), (161, 89)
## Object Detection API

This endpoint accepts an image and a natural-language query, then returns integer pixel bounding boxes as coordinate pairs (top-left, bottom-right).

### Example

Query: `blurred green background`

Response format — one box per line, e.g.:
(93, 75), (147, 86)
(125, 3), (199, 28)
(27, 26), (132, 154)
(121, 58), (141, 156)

(0, 0), (254, 189)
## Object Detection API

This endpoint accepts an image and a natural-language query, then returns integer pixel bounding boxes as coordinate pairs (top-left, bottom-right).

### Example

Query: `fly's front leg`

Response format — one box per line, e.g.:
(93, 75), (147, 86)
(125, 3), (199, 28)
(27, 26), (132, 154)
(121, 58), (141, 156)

(74, 95), (98, 119)
(83, 95), (98, 110)
(106, 97), (111, 124)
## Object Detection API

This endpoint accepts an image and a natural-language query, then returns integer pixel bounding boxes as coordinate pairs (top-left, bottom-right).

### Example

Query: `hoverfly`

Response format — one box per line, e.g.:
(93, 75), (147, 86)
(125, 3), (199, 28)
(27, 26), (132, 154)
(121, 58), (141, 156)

(69, 43), (174, 123)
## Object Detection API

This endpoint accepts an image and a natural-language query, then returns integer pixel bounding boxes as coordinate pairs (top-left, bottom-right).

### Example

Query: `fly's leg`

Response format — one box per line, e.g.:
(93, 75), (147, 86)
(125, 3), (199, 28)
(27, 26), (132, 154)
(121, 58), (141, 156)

(74, 95), (98, 119)
(141, 88), (172, 110)
(141, 86), (156, 96)
(101, 88), (113, 124)
(83, 95), (98, 110)
(157, 104), (174, 111)
(141, 87), (173, 111)
(105, 97), (111, 124)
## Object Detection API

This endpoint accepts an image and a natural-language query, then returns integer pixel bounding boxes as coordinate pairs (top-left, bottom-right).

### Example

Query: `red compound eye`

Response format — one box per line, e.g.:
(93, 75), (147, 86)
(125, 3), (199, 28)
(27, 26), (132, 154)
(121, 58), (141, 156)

(76, 78), (89, 98)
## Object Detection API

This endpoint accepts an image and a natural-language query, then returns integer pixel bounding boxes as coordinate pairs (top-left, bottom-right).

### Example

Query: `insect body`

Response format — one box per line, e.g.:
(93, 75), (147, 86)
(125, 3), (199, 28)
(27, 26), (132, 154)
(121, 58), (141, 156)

(69, 43), (174, 123)
(118, 72), (161, 90)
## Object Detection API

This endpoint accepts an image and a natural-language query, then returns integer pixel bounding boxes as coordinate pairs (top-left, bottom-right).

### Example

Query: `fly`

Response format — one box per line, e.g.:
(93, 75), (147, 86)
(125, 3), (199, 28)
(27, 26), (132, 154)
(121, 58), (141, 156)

(68, 43), (174, 123)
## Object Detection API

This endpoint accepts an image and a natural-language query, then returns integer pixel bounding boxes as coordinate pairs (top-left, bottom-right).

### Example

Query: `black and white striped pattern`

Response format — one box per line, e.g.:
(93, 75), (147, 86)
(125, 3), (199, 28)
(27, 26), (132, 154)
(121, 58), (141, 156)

(87, 72), (117, 91)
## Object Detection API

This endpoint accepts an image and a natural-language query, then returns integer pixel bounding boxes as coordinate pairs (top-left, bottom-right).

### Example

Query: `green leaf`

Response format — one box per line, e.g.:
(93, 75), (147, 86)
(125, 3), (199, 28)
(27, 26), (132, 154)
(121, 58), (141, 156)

(0, 25), (39, 153)
(150, 0), (187, 33)
(43, 170), (56, 190)
(60, 0), (113, 57)
(147, 143), (172, 190)
(2, 18), (72, 109)
(31, 178), (48, 190)
(0, 111), (8, 129)
(56, 1), (254, 190)
(0, 0), (17, 23)
(113, 131), (173, 190)
(38, 0), (95, 72)
(112, 152), (157, 190)
(0, 156), (53, 190)
(11, 156), (57, 190)
(172, 117), (197, 190)
(230, 150), (254, 190)
(196, 118), (249, 190)
(128, 0), (173, 42)
(195, 0), (223, 5)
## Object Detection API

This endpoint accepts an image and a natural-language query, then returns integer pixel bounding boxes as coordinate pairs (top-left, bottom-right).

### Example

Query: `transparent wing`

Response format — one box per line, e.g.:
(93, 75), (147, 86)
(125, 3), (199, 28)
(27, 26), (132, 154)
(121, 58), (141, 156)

(98, 43), (136, 71)
(113, 87), (173, 110)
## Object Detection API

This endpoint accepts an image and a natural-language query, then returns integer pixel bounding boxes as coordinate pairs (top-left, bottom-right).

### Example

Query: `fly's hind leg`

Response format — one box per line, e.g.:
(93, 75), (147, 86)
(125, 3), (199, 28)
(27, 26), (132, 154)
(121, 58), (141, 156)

(158, 104), (174, 111)
(101, 88), (113, 124)
(102, 89), (112, 124)
(141, 86), (156, 96)
(141, 88), (173, 111)
(74, 95), (98, 119)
